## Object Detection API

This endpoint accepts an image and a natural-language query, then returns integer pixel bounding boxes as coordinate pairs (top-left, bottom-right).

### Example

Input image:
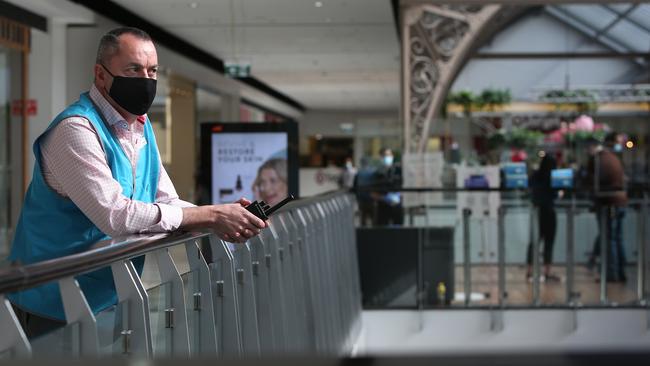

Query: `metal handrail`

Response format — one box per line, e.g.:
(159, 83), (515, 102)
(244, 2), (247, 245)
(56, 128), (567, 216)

(0, 189), (348, 296)
(0, 231), (210, 295)
(0, 190), (362, 358)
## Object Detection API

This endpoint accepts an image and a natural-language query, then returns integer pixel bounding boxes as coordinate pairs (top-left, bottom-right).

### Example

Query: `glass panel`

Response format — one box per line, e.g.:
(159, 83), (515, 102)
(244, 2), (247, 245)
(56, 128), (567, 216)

(148, 282), (171, 357)
(95, 305), (120, 356)
(196, 87), (222, 124)
(558, 4), (619, 31)
(607, 3), (633, 14)
(29, 323), (75, 356)
(607, 20), (650, 52)
(149, 72), (170, 165)
(182, 271), (198, 354)
(628, 4), (650, 33)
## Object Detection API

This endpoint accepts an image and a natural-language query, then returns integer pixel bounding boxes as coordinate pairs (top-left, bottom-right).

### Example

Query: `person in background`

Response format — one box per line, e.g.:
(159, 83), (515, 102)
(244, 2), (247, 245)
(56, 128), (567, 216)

(8, 27), (267, 338)
(252, 158), (288, 207)
(339, 156), (357, 190)
(585, 132), (628, 282)
(526, 153), (559, 282)
(353, 157), (376, 226)
(375, 148), (403, 226)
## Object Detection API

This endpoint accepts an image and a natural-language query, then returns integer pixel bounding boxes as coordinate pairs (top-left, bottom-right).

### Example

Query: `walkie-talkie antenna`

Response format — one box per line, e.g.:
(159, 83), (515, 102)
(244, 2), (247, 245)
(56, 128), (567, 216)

(265, 194), (294, 216)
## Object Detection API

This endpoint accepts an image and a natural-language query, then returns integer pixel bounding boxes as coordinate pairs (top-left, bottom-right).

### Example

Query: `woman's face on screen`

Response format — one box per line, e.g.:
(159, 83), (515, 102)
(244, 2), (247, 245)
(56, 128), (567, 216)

(257, 168), (287, 206)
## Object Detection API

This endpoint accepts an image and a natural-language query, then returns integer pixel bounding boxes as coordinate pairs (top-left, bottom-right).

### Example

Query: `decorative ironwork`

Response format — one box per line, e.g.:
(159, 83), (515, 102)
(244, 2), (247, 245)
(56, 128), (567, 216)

(402, 4), (503, 153)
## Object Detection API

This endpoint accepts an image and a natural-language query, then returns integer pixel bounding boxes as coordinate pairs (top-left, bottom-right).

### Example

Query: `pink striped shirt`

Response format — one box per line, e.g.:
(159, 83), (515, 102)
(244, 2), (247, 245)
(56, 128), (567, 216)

(39, 84), (192, 237)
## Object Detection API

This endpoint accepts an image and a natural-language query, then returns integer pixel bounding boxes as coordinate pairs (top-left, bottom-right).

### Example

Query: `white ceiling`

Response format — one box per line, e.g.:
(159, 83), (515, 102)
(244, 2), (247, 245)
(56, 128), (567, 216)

(6, 0), (94, 23)
(108, 0), (401, 111)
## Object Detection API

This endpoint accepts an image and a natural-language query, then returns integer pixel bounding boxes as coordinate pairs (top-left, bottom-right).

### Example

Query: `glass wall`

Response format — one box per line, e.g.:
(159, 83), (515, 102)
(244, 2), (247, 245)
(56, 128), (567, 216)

(148, 72), (169, 165)
(196, 87), (222, 124)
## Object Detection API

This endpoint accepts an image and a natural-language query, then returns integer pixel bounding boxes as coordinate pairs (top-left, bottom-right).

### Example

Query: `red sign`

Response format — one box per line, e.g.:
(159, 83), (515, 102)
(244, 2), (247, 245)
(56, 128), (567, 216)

(11, 99), (37, 116)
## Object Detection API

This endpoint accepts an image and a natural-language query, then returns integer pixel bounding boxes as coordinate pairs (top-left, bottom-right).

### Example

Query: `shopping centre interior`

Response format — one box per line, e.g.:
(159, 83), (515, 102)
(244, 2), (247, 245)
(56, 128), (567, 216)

(0, 0), (649, 363)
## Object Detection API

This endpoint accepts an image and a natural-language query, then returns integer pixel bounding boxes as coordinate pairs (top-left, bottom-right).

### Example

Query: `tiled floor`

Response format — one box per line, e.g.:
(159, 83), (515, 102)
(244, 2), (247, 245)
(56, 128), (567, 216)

(453, 264), (639, 306)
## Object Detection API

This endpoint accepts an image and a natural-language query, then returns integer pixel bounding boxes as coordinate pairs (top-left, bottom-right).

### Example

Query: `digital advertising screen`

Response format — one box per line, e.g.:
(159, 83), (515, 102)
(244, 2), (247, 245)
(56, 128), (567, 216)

(551, 168), (574, 189)
(199, 122), (298, 206)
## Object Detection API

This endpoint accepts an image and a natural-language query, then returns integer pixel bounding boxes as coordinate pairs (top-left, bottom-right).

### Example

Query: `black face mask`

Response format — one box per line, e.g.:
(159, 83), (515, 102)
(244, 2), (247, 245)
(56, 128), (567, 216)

(101, 64), (157, 116)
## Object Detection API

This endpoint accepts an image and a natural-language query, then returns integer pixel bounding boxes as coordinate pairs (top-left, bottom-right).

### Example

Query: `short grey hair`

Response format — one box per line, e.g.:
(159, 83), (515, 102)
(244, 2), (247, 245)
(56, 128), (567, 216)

(96, 27), (152, 65)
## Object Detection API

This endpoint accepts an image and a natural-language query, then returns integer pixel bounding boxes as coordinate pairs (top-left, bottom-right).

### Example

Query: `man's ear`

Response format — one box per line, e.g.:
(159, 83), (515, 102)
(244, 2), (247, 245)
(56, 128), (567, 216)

(94, 64), (106, 86)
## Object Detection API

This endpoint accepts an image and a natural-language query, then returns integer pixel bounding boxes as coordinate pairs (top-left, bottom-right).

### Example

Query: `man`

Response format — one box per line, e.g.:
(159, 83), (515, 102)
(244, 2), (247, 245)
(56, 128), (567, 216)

(374, 148), (403, 226)
(8, 27), (267, 337)
(585, 133), (628, 282)
(339, 156), (357, 190)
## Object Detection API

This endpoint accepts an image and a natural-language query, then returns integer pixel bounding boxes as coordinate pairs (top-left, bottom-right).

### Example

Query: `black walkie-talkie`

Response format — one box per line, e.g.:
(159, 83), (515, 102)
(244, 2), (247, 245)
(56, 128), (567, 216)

(246, 195), (295, 220)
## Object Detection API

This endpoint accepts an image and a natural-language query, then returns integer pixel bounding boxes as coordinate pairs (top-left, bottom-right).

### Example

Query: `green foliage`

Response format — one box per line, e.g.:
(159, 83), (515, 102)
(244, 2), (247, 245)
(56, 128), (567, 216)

(564, 129), (607, 146)
(487, 128), (544, 150)
(543, 89), (598, 114)
(477, 88), (512, 111)
(446, 90), (476, 116)
(446, 88), (512, 116)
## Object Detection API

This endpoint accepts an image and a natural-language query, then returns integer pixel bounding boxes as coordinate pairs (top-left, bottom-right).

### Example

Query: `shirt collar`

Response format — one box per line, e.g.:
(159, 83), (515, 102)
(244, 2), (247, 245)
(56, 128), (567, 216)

(89, 84), (147, 128)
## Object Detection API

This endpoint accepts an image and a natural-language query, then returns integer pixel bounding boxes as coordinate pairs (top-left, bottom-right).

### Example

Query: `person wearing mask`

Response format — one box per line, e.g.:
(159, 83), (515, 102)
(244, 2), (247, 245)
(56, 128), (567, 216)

(353, 157), (377, 226)
(585, 133), (628, 282)
(375, 148), (403, 226)
(8, 27), (267, 338)
(526, 153), (559, 282)
(339, 156), (357, 190)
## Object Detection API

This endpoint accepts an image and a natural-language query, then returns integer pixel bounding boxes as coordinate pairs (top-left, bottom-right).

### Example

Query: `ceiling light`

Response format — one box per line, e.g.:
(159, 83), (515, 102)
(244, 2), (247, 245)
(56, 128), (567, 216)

(314, 1), (323, 8)
(189, 2), (198, 9)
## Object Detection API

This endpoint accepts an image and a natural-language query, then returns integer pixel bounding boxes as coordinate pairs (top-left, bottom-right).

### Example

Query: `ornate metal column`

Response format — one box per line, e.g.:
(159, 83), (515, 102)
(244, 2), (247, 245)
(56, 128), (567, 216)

(401, 3), (503, 153)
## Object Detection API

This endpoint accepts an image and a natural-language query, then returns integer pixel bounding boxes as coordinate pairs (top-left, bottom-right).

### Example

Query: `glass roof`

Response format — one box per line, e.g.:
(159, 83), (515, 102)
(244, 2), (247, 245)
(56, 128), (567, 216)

(548, 3), (650, 54)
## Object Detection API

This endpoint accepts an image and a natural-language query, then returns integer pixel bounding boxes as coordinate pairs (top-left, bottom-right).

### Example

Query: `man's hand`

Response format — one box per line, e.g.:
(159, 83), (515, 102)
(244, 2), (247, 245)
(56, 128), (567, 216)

(235, 197), (253, 207)
(180, 201), (267, 243)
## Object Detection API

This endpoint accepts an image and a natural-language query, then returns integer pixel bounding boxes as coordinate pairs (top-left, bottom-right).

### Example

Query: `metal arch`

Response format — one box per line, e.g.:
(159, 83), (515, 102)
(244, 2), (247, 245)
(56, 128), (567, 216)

(402, 3), (504, 153)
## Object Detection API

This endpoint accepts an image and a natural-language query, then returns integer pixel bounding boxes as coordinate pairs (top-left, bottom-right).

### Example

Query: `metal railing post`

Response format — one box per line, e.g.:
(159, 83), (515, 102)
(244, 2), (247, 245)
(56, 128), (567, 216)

(184, 240), (218, 356)
(531, 205), (541, 306)
(0, 296), (31, 357)
(247, 235), (275, 354)
(497, 206), (506, 308)
(600, 206), (609, 305)
(59, 277), (99, 357)
(462, 208), (472, 307)
(566, 196), (576, 305)
(111, 260), (153, 357)
(208, 236), (243, 356)
(229, 242), (261, 355)
(154, 248), (191, 357)
(638, 193), (648, 305)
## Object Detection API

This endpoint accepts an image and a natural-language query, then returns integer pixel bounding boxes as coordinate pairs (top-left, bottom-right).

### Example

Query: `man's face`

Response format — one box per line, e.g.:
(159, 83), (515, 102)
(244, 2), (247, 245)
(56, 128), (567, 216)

(95, 34), (158, 109)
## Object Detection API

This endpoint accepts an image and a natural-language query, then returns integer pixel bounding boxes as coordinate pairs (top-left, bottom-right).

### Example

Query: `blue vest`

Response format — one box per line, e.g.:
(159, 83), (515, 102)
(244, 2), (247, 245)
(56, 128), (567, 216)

(8, 92), (160, 321)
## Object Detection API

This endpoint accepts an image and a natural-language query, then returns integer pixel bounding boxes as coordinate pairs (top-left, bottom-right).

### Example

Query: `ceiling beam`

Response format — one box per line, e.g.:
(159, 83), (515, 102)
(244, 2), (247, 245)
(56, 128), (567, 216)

(401, 0), (645, 5)
(474, 52), (650, 59)
(603, 4), (650, 34)
(545, 6), (634, 54)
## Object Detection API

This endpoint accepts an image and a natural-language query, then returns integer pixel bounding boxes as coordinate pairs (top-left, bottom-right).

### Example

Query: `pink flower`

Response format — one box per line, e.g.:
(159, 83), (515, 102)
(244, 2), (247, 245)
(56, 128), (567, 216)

(546, 129), (564, 143)
(574, 115), (594, 132)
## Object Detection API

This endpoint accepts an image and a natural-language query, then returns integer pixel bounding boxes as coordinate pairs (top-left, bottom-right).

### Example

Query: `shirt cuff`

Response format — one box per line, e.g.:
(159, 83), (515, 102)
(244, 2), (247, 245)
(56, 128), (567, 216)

(156, 203), (184, 231)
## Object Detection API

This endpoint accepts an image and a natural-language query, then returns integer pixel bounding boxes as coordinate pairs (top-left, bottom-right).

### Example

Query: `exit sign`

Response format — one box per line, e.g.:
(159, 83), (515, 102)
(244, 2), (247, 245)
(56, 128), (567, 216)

(224, 61), (251, 78)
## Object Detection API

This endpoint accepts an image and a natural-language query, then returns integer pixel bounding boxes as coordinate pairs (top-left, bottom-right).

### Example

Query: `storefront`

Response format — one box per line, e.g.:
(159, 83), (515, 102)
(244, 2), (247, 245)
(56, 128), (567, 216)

(0, 13), (30, 257)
